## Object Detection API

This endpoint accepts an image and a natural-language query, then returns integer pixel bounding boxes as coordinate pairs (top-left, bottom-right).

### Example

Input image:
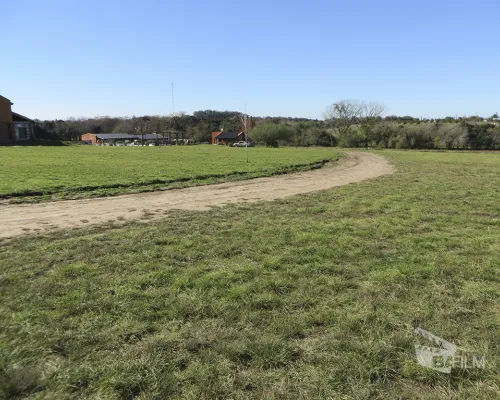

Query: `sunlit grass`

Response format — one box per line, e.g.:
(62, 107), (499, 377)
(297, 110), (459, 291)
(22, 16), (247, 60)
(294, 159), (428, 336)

(0, 146), (339, 201)
(0, 150), (498, 399)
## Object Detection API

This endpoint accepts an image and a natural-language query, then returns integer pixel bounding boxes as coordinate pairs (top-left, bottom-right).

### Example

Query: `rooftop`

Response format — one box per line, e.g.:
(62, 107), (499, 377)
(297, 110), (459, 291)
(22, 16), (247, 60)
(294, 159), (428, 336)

(94, 133), (137, 139)
(93, 133), (172, 140)
(0, 95), (13, 105)
(12, 112), (34, 123)
(215, 131), (242, 139)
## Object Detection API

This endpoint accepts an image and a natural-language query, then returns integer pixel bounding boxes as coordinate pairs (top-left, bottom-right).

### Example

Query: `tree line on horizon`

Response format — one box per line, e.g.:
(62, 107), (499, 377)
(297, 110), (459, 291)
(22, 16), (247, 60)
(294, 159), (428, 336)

(33, 104), (500, 150)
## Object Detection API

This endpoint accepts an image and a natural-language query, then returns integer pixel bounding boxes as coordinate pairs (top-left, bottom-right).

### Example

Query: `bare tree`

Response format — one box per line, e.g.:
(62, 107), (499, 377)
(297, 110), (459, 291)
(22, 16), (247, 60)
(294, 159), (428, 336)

(134, 116), (150, 146)
(360, 101), (386, 120)
(324, 100), (386, 147)
(359, 101), (387, 148)
(163, 112), (186, 144)
(323, 100), (364, 137)
(240, 112), (250, 161)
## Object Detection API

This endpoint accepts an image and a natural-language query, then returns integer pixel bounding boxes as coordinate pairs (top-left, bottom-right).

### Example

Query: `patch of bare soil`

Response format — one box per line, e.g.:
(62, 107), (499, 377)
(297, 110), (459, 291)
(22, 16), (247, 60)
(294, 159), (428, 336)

(0, 152), (394, 241)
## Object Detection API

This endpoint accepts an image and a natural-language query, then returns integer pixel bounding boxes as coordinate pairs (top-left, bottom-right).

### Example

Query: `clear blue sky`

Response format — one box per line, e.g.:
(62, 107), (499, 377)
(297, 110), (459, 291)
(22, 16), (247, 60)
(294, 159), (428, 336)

(2, 0), (499, 120)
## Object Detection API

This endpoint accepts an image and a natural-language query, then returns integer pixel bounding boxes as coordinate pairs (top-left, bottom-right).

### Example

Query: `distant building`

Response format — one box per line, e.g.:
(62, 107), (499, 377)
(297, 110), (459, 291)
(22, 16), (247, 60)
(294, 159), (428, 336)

(211, 118), (252, 145)
(211, 129), (244, 145)
(81, 132), (172, 145)
(0, 95), (36, 142)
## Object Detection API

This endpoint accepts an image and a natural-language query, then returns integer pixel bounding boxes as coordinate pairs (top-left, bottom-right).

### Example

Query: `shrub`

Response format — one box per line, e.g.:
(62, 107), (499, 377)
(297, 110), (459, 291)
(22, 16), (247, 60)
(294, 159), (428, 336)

(250, 124), (295, 147)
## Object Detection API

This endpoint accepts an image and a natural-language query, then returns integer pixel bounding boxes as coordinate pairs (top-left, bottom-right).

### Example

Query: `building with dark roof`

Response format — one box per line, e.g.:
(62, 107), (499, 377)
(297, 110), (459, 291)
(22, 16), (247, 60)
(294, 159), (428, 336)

(0, 95), (36, 142)
(211, 129), (243, 145)
(81, 132), (172, 145)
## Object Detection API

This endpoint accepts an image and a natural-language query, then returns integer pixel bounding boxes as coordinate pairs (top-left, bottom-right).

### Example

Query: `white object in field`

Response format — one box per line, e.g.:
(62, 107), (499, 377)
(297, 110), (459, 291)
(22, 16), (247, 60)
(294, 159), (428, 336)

(414, 327), (457, 373)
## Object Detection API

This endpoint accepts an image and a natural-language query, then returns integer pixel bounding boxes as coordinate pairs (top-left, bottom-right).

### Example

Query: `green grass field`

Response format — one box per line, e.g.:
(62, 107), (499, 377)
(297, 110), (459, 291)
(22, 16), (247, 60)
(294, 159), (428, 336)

(0, 146), (339, 201)
(0, 151), (499, 399)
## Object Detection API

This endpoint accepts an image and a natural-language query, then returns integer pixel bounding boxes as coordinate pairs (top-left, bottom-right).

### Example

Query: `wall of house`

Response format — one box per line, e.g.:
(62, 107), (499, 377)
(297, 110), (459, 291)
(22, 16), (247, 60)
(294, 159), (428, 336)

(13, 122), (34, 140)
(0, 98), (13, 124)
(222, 137), (239, 145)
(81, 133), (98, 144)
(211, 131), (221, 144)
(0, 123), (10, 141)
(0, 98), (13, 141)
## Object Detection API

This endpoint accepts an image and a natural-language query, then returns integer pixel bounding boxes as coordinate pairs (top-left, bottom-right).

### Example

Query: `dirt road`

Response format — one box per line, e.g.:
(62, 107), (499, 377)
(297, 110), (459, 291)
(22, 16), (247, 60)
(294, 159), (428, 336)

(0, 152), (394, 240)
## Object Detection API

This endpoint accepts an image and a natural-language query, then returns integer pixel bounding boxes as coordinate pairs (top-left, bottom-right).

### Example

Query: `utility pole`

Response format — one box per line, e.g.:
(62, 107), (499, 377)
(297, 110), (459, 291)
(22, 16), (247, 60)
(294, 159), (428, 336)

(171, 82), (177, 145)
(171, 82), (175, 115)
(245, 108), (248, 163)
(241, 106), (249, 163)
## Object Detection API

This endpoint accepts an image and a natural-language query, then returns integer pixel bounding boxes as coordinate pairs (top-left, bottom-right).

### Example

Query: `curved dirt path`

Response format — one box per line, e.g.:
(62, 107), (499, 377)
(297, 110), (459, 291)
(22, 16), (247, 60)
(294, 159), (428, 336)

(0, 152), (394, 240)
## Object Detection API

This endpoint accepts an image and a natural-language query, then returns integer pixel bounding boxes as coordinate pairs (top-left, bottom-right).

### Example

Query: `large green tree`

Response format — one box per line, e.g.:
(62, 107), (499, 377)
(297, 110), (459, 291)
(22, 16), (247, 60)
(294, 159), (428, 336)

(250, 123), (295, 147)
